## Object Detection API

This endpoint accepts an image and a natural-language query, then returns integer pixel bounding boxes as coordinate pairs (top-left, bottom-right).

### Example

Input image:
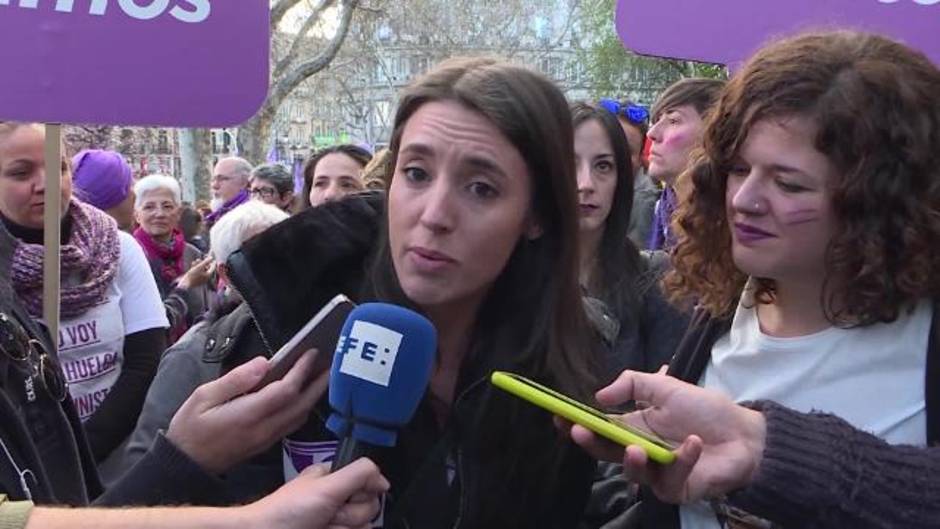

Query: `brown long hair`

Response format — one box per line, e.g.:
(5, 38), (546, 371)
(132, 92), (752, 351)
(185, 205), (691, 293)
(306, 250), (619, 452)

(367, 56), (598, 397)
(571, 102), (643, 321)
(297, 144), (372, 212)
(356, 58), (603, 526)
(665, 30), (940, 326)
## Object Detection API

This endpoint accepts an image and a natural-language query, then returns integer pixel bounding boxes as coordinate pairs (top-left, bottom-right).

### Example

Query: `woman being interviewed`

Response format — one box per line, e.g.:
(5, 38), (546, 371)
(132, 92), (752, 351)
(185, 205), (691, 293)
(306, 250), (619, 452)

(223, 57), (601, 527)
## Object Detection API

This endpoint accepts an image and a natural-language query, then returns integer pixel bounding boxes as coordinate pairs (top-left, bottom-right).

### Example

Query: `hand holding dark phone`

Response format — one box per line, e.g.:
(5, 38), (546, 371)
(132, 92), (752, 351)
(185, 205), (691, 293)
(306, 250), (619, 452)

(251, 294), (355, 392)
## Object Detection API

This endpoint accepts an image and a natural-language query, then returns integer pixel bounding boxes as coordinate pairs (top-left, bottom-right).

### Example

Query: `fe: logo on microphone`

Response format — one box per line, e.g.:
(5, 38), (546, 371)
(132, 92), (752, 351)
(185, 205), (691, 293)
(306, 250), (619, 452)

(337, 321), (403, 387)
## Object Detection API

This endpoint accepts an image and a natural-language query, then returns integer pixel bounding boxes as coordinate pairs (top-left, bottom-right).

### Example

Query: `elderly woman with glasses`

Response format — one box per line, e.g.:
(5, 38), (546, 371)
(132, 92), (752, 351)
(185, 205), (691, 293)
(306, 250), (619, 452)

(249, 163), (296, 213)
(133, 175), (213, 344)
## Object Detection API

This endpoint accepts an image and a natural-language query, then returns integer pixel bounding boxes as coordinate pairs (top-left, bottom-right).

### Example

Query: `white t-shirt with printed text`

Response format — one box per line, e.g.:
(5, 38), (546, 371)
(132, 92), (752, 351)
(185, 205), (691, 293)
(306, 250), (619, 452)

(54, 231), (168, 421)
(680, 290), (929, 529)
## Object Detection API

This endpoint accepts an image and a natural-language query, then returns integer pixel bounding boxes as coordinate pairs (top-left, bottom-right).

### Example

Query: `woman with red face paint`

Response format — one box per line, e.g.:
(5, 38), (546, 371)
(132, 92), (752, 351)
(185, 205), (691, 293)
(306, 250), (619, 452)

(568, 30), (940, 529)
(646, 78), (724, 251)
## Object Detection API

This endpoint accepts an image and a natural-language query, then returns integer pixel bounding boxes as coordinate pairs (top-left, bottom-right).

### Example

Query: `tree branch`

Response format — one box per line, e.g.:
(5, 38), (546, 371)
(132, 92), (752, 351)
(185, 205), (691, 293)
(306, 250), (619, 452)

(274, 0), (336, 79)
(266, 0), (361, 113)
(356, 4), (384, 14)
(532, 0), (578, 62)
(330, 76), (371, 142)
(271, 0), (305, 29)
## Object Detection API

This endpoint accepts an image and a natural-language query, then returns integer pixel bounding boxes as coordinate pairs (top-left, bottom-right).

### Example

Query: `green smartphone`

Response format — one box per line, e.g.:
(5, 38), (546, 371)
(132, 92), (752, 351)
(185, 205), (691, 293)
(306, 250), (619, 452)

(490, 371), (676, 465)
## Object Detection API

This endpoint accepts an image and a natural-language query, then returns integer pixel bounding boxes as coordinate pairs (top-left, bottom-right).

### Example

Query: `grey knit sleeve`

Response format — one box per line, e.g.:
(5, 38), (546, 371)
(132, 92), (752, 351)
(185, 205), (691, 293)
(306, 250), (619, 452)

(729, 400), (940, 529)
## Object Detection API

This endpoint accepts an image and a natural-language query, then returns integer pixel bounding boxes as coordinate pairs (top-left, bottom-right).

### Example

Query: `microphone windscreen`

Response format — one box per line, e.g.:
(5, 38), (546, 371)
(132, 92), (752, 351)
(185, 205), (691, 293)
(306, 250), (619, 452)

(327, 303), (436, 446)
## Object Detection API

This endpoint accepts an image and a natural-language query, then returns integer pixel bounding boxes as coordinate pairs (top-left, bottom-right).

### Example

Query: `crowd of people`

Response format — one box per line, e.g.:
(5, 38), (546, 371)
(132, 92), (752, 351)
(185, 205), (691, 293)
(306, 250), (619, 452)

(0, 28), (938, 529)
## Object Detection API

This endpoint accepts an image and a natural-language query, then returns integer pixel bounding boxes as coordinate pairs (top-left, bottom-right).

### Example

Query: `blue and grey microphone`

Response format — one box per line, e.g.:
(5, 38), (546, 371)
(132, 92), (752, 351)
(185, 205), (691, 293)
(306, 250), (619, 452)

(327, 303), (436, 471)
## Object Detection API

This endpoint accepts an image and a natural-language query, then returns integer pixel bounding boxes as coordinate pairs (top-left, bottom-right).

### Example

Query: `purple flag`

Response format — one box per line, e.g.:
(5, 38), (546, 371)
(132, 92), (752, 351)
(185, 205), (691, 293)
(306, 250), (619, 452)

(0, 1), (270, 126)
(616, 0), (940, 67)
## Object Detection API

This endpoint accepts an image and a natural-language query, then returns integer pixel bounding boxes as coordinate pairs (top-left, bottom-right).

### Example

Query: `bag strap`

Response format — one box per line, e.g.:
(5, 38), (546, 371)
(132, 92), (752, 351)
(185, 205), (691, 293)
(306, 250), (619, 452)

(926, 299), (940, 445)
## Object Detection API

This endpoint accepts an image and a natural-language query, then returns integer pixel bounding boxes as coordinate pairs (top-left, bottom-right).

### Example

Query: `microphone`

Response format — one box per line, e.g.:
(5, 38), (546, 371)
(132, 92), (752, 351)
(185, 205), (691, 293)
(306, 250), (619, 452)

(327, 303), (436, 471)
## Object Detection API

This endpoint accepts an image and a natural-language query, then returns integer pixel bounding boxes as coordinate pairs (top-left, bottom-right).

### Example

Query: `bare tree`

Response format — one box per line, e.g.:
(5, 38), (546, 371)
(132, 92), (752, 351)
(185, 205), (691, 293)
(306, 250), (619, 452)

(178, 0), (361, 202)
(178, 128), (214, 202)
(64, 125), (114, 154)
(238, 0), (362, 164)
(306, 0), (583, 148)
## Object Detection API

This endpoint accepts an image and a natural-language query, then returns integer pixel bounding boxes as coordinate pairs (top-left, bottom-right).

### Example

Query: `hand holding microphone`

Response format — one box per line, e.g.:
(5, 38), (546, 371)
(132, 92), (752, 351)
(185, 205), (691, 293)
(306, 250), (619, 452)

(242, 458), (390, 529)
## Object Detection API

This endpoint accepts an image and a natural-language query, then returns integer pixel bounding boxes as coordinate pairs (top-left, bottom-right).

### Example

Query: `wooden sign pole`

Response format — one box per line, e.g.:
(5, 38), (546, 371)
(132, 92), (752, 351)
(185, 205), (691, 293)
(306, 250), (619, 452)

(43, 123), (62, 354)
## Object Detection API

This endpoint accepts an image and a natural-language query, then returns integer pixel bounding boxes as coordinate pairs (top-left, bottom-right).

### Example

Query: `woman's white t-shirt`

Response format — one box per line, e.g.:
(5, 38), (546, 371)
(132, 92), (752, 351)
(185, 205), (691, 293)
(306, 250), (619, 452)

(54, 231), (169, 421)
(680, 289), (930, 529)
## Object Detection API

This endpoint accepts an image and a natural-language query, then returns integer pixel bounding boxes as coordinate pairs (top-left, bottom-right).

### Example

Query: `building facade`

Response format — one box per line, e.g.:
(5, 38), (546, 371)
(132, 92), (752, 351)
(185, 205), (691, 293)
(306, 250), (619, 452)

(264, 0), (593, 155)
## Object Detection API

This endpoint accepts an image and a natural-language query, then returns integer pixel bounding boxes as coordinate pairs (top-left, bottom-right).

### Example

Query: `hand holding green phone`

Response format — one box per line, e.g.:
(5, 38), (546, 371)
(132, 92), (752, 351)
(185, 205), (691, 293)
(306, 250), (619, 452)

(490, 371), (676, 465)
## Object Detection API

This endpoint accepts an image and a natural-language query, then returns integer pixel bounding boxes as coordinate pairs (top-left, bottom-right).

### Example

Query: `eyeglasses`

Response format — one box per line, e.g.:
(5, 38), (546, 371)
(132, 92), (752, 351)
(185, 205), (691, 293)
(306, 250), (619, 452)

(0, 312), (67, 402)
(599, 99), (650, 125)
(250, 187), (278, 199)
(139, 203), (178, 214)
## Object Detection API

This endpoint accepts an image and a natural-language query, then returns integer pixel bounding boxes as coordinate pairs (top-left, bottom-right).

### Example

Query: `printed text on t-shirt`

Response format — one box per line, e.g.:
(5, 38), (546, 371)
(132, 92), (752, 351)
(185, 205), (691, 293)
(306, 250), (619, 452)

(59, 320), (101, 352)
(62, 351), (119, 384)
(74, 387), (112, 421)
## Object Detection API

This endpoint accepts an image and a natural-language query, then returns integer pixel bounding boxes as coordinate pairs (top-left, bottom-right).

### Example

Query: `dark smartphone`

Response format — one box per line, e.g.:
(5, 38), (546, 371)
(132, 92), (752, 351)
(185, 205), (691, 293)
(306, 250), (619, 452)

(251, 294), (355, 391)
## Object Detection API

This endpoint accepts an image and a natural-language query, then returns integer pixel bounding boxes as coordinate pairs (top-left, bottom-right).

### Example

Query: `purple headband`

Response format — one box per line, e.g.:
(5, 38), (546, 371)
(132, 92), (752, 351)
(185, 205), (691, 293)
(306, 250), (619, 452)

(71, 149), (133, 210)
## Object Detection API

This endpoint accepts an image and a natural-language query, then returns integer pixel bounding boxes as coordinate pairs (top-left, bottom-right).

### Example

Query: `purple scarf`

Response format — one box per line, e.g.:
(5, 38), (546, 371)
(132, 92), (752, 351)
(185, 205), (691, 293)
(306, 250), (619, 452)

(204, 189), (249, 227)
(134, 227), (186, 285)
(648, 186), (677, 251)
(12, 200), (121, 318)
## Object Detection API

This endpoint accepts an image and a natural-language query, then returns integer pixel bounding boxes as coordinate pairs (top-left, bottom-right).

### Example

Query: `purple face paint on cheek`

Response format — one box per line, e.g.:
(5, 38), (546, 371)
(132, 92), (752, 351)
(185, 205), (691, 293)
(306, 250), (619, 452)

(664, 130), (689, 148)
(782, 207), (820, 225)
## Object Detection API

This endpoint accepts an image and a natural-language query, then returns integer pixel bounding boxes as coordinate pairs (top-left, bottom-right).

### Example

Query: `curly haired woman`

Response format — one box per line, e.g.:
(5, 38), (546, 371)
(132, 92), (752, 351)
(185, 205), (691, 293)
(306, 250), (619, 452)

(628, 30), (940, 529)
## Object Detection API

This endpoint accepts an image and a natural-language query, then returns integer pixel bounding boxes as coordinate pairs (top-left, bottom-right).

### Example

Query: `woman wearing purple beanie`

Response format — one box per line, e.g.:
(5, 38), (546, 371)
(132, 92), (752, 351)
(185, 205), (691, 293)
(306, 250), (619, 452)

(0, 126), (169, 473)
(72, 149), (136, 232)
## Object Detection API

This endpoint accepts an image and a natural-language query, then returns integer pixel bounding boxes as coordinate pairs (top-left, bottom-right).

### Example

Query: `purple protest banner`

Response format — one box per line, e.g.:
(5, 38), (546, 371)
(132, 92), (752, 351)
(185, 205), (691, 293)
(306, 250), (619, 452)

(0, 0), (269, 126)
(616, 0), (940, 67)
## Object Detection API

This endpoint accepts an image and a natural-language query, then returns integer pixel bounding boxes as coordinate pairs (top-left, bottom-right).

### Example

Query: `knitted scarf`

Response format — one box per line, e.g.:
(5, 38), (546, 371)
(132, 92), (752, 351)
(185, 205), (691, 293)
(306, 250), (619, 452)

(204, 188), (249, 227)
(11, 200), (121, 319)
(134, 227), (185, 285)
(648, 186), (677, 251)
